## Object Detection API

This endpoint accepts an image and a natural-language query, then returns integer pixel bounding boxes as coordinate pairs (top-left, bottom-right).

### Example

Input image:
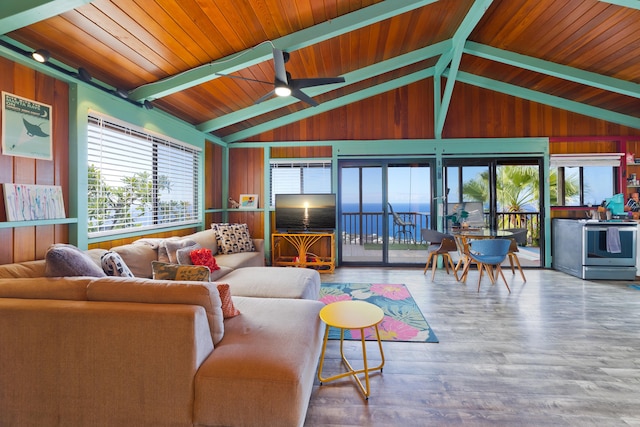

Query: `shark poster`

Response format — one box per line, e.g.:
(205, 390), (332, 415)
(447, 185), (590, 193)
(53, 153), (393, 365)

(2, 92), (52, 160)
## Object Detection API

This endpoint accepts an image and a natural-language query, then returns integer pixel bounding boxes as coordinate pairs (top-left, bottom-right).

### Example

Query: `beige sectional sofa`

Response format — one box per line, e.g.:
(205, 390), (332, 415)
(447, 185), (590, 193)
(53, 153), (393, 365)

(0, 228), (326, 427)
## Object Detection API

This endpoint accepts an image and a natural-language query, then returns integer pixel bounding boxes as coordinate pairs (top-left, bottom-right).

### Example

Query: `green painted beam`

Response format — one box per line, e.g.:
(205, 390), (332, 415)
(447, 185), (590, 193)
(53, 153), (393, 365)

(197, 40), (451, 133)
(223, 67), (436, 143)
(129, 0), (437, 101)
(450, 69), (640, 129)
(0, 0), (92, 35)
(434, 0), (494, 138)
(464, 41), (640, 98)
(599, 0), (640, 10)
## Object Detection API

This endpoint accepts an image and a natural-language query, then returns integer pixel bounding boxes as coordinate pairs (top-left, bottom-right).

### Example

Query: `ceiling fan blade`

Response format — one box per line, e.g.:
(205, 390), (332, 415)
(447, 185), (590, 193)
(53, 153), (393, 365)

(290, 76), (345, 89)
(291, 88), (318, 107)
(215, 73), (271, 85)
(255, 89), (276, 104)
(272, 48), (288, 85)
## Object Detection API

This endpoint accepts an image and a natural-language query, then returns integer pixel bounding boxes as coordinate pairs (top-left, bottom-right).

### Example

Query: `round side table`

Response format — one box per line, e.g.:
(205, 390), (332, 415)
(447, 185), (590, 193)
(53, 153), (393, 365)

(317, 300), (385, 399)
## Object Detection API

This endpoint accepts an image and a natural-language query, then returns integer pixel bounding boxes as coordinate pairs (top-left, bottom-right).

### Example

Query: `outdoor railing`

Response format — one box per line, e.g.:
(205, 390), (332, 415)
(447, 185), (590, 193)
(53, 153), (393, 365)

(341, 211), (541, 246)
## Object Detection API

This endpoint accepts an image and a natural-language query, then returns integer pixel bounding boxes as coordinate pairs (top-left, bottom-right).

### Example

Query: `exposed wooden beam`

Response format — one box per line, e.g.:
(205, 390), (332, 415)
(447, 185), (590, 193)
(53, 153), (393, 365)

(451, 70), (640, 130)
(464, 41), (640, 99)
(434, 0), (494, 138)
(223, 68), (436, 143)
(599, 0), (640, 10)
(197, 40), (451, 133)
(0, 0), (92, 35)
(129, 0), (438, 102)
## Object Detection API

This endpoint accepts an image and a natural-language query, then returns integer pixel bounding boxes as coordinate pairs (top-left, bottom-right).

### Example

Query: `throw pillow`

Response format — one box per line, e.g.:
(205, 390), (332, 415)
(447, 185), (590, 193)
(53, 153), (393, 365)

(164, 238), (198, 264)
(176, 243), (202, 265)
(45, 244), (107, 277)
(151, 261), (210, 282)
(101, 251), (134, 277)
(190, 248), (220, 272)
(217, 284), (240, 318)
(211, 223), (256, 254)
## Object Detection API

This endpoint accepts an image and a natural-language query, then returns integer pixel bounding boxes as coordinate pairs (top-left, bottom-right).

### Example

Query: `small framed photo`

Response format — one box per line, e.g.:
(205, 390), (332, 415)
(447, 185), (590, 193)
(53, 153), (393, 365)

(239, 194), (259, 209)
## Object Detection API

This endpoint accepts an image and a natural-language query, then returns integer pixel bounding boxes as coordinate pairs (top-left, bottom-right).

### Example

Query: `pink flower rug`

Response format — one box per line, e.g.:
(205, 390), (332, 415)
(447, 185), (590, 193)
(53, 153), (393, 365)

(319, 283), (438, 343)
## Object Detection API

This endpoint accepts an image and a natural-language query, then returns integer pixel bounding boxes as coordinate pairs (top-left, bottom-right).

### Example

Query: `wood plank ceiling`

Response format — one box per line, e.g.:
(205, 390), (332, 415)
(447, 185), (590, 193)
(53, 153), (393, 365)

(1, 0), (639, 143)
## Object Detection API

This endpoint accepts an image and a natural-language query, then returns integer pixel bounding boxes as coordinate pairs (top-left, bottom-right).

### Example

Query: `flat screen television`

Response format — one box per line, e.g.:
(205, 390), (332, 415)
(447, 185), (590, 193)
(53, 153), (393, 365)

(275, 193), (336, 231)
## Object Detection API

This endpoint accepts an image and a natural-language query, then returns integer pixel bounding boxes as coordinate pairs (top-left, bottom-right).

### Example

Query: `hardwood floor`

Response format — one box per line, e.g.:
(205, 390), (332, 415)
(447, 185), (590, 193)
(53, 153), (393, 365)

(304, 267), (640, 426)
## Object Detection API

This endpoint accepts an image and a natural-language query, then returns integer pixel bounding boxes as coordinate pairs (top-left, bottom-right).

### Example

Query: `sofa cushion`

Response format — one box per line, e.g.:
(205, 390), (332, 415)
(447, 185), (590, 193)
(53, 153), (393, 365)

(214, 251), (264, 270)
(110, 243), (158, 278)
(190, 248), (220, 272)
(220, 266), (321, 300)
(0, 276), (91, 300)
(101, 251), (135, 277)
(188, 228), (219, 255)
(45, 244), (107, 277)
(0, 259), (46, 278)
(193, 296), (325, 427)
(176, 243), (201, 265)
(151, 261), (210, 282)
(210, 266), (233, 282)
(211, 223), (256, 254)
(164, 239), (198, 264)
(87, 276), (225, 345)
(217, 284), (240, 318)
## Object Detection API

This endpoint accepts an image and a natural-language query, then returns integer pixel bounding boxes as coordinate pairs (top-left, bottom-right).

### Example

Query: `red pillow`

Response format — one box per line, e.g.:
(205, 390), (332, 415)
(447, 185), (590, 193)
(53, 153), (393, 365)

(190, 248), (220, 271)
(217, 284), (240, 318)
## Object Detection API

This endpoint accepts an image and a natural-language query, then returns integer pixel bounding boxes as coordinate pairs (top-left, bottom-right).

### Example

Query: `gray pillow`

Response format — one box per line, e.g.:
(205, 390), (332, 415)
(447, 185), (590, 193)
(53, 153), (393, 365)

(45, 244), (107, 277)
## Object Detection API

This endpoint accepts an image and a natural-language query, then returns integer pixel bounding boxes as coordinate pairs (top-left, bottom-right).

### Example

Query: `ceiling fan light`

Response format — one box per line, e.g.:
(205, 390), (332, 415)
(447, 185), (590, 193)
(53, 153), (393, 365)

(275, 85), (291, 97)
(32, 49), (50, 63)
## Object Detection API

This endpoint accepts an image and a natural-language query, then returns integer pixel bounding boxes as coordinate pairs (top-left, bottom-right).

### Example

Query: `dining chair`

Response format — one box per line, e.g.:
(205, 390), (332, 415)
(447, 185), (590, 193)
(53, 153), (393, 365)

(461, 238), (511, 292)
(507, 238), (527, 282)
(421, 229), (458, 281)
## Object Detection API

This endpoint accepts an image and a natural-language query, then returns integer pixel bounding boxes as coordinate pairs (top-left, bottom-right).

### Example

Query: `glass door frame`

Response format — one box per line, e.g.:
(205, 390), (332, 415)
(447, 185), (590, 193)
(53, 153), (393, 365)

(338, 158), (437, 266)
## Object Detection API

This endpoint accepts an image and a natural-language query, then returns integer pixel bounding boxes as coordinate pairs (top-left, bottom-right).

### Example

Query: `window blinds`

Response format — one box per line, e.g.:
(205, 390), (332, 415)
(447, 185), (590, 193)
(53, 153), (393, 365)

(87, 114), (200, 237)
(270, 160), (332, 206)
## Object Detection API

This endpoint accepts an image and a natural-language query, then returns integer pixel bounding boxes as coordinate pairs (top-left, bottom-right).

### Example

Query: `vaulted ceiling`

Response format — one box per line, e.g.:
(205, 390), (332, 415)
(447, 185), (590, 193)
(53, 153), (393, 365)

(1, 0), (639, 143)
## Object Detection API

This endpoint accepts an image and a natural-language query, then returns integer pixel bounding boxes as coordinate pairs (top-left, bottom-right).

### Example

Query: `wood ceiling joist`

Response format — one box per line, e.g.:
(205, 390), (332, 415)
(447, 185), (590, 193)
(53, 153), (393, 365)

(599, 0), (640, 10)
(128, 0), (438, 102)
(463, 41), (640, 98)
(0, 0), (93, 35)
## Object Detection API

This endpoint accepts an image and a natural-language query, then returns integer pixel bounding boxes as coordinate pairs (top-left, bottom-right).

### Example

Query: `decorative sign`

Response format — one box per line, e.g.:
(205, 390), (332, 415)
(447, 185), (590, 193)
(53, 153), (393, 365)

(1, 92), (53, 160)
(3, 184), (65, 221)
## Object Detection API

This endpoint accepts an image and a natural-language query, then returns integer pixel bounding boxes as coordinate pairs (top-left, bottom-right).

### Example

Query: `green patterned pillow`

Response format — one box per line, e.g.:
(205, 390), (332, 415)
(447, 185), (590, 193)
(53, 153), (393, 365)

(151, 261), (210, 282)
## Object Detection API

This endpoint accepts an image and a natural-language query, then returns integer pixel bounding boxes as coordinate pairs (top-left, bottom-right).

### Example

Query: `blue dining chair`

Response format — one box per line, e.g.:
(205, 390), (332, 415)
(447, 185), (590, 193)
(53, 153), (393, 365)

(462, 238), (512, 293)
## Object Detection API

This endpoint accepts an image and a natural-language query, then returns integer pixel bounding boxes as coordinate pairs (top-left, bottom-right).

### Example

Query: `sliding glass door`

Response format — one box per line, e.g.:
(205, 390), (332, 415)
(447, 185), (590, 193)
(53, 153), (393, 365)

(339, 160), (434, 266)
(444, 158), (543, 267)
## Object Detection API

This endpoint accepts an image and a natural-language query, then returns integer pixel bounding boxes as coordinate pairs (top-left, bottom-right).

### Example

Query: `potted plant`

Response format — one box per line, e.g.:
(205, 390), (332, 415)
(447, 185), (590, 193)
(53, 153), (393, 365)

(446, 205), (469, 227)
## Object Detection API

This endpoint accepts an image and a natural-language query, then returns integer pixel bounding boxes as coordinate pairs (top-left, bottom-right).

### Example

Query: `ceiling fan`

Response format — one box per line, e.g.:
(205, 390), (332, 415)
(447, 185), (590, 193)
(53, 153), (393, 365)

(218, 47), (345, 107)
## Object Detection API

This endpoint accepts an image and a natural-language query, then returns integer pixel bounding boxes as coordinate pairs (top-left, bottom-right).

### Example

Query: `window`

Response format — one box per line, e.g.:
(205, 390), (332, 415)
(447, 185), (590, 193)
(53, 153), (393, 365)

(87, 113), (200, 237)
(550, 154), (619, 206)
(270, 160), (332, 206)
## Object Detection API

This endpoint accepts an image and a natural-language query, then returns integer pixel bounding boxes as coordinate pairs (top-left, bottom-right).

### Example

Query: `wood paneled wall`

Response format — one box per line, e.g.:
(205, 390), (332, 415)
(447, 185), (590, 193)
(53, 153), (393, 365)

(227, 147), (264, 238)
(0, 57), (70, 264)
(248, 79), (640, 141)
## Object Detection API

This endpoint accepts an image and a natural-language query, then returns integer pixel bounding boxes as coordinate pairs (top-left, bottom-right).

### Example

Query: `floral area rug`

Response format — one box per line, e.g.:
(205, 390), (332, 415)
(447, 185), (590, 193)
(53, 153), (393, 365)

(319, 283), (438, 343)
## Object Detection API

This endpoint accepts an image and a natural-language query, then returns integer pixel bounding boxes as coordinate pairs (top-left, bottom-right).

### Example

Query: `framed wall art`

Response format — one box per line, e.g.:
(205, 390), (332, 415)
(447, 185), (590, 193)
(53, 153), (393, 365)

(239, 194), (259, 209)
(3, 184), (65, 221)
(1, 92), (53, 160)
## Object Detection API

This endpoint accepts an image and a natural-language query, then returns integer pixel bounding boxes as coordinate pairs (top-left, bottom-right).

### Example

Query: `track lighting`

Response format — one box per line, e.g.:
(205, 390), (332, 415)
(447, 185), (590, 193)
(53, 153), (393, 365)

(31, 49), (50, 63)
(114, 88), (129, 99)
(77, 67), (92, 82)
(143, 100), (153, 110)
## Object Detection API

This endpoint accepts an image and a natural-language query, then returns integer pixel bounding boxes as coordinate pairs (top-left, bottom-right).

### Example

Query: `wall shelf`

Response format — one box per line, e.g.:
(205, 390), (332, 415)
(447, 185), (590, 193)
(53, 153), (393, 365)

(0, 218), (77, 229)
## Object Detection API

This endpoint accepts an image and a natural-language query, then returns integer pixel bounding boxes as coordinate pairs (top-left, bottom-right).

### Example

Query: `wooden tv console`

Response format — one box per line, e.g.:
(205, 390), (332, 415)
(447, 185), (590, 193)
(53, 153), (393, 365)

(271, 232), (335, 273)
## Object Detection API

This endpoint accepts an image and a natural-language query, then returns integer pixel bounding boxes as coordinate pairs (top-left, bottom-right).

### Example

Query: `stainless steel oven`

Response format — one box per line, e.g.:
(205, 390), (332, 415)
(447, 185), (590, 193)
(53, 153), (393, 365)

(583, 223), (637, 266)
(553, 219), (637, 280)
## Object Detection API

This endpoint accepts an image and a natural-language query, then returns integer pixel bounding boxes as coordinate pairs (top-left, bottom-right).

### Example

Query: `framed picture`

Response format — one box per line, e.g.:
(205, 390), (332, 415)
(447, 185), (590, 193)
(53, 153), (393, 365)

(239, 194), (259, 209)
(1, 92), (53, 160)
(3, 184), (66, 221)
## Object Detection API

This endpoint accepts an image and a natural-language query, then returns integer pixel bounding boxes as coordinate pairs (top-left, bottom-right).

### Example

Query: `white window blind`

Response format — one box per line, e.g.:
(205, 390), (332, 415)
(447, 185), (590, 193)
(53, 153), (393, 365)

(550, 153), (623, 167)
(270, 160), (332, 206)
(87, 113), (200, 237)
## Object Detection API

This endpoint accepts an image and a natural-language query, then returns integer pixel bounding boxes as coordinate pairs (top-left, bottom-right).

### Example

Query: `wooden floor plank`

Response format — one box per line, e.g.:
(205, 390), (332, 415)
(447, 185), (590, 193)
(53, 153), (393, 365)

(304, 267), (640, 426)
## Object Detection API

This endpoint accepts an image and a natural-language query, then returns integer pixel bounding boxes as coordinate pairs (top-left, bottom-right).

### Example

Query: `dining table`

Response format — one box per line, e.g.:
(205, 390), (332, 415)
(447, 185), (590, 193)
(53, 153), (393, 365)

(448, 227), (513, 282)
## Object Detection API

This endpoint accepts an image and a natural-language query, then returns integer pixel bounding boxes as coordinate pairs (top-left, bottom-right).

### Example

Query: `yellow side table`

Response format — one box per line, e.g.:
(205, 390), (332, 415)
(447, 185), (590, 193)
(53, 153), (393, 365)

(317, 300), (385, 399)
